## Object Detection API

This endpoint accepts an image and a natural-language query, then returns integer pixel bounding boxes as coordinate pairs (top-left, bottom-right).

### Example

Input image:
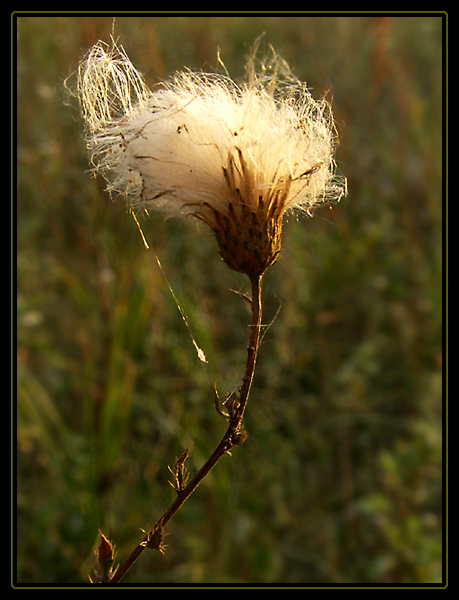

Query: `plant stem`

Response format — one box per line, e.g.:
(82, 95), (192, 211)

(108, 274), (263, 584)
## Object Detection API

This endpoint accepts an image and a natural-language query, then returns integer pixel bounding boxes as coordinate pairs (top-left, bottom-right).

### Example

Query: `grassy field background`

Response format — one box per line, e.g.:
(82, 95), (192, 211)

(16, 15), (443, 585)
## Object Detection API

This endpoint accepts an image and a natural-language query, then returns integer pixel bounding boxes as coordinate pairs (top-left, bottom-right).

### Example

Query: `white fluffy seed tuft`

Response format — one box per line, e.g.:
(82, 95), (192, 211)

(75, 39), (346, 223)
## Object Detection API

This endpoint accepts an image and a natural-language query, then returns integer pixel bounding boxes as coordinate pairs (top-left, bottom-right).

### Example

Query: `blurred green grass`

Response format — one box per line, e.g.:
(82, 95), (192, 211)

(16, 15), (443, 585)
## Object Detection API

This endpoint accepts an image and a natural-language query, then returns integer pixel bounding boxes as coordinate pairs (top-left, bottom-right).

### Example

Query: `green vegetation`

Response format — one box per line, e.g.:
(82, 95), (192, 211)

(16, 15), (443, 584)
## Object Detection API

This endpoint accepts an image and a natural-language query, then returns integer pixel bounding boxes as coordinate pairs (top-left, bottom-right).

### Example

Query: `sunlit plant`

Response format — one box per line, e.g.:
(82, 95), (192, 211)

(71, 37), (346, 583)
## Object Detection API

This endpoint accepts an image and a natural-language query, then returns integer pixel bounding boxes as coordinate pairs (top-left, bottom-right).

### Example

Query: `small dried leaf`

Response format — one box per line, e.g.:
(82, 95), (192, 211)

(168, 446), (191, 493)
(93, 530), (117, 583)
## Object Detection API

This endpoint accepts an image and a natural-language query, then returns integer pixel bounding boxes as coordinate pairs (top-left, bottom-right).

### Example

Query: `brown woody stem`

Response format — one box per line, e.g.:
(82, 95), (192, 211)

(109, 274), (263, 583)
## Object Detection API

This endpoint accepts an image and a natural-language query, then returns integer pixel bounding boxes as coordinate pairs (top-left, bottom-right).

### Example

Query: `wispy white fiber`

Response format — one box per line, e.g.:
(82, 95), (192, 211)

(75, 39), (346, 223)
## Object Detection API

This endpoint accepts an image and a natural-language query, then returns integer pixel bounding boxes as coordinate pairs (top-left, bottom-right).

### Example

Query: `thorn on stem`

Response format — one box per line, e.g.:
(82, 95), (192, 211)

(229, 288), (252, 305)
(141, 521), (167, 554)
(213, 382), (230, 418)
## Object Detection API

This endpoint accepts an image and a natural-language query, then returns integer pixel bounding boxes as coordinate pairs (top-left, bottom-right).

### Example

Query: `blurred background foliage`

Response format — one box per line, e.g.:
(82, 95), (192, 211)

(16, 15), (443, 585)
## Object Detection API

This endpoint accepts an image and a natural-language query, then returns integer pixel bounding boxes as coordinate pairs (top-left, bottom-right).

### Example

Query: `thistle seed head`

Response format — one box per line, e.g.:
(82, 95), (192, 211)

(74, 39), (346, 275)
